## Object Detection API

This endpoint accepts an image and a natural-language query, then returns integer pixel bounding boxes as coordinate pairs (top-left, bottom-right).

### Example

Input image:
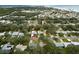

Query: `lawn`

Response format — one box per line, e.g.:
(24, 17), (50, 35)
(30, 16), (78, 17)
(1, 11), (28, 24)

(72, 39), (79, 42)
(62, 39), (69, 42)
(54, 39), (62, 43)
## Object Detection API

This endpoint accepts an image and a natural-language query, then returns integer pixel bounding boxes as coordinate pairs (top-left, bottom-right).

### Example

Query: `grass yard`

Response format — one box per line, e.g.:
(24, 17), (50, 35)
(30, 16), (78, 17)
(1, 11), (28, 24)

(54, 39), (61, 43)
(62, 38), (69, 42)
(72, 39), (79, 42)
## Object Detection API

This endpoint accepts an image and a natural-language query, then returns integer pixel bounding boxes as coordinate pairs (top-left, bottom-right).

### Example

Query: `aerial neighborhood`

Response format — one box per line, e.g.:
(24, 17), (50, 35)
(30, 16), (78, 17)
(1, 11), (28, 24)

(0, 5), (79, 54)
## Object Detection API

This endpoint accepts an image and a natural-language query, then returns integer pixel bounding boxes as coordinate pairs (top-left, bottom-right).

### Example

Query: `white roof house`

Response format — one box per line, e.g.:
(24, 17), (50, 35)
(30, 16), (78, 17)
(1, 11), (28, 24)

(14, 44), (27, 51)
(63, 42), (72, 47)
(0, 17), (3, 19)
(38, 31), (43, 35)
(0, 32), (24, 37)
(12, 32), (24, 36)
(71, 42), (79, 45)
(54, 42), (79, 48)
(39, 41), (46, 47)
(0, 20), (12, 24)
(56, 31), (79, 34)
(0, 32), (5, 36)
(31, 31), (37, 37)
(9, 32), (24, 37)
(69, 36), (79, 40)
(1, 42), (14, 51)
(54, 43), (64, 47)
(29, 40), (38, 49)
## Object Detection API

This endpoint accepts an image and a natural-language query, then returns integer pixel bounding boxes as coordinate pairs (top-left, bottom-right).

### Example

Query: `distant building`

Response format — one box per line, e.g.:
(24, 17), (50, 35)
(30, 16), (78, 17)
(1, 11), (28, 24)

(0, 20), (12, 24)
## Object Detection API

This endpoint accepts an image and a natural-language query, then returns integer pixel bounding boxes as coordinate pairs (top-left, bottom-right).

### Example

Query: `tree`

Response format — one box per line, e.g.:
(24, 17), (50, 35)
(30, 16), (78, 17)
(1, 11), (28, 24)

(43, 44), (64, 54)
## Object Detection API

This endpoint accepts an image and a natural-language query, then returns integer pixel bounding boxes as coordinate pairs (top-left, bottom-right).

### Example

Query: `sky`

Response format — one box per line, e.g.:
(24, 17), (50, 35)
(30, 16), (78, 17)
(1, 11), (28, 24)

(0, 0), (79, 5)
(50, 5), (79, 12)
(0, 0), (79, 12)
